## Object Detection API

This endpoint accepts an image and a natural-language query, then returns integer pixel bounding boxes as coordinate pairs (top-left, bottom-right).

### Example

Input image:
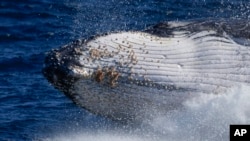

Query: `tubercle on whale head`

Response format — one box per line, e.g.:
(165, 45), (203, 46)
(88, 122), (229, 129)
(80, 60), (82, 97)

(94, 67), (120, 87)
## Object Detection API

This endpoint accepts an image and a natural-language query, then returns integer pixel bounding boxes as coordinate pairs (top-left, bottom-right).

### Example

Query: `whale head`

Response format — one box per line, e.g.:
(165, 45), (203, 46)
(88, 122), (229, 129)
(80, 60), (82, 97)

(43, 21), (250, 121)
(43, 29), (194, 121)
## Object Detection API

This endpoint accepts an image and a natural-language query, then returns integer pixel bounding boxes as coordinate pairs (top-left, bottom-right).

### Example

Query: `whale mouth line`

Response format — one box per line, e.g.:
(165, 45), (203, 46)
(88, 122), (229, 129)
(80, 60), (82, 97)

(43, 20), (250, 121)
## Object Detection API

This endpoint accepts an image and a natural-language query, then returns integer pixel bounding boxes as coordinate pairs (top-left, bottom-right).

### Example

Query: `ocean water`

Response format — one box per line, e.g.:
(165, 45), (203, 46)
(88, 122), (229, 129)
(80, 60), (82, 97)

(0, 0), (250, 141)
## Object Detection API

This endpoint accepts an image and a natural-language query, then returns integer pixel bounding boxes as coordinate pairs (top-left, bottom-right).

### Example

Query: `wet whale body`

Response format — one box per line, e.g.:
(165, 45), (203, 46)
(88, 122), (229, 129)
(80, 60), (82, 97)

(43, 20), (250, 121)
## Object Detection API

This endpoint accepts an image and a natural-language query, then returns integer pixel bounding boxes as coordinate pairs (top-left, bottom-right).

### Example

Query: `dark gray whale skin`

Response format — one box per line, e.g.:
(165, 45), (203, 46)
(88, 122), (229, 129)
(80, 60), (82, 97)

(147, 20), (250, 38)
(43, 41), (83, 96)
(43, 20), (250, 121)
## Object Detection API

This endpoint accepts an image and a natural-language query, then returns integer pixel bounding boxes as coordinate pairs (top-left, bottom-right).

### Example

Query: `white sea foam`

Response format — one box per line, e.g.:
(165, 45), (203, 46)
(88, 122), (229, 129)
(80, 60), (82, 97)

(43, 84), (250, 141)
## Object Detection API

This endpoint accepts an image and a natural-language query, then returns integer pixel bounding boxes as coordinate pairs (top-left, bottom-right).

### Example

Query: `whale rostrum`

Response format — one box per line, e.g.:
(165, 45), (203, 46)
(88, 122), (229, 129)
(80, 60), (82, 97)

(43, 21), (250, 121)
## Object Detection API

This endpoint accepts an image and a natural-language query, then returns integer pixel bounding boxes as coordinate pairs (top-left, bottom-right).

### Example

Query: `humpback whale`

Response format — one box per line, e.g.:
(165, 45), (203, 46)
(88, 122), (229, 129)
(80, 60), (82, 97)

(43, 20), (250, 121)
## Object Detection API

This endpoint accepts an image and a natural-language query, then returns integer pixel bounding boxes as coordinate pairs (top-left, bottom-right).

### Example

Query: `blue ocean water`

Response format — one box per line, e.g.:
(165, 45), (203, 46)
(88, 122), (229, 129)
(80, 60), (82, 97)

(0, 0), (250, 141)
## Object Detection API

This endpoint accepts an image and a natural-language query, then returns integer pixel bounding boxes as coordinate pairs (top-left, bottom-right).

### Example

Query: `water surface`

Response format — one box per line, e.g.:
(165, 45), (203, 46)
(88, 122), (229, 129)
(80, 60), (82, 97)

(0, 0), (250, 140)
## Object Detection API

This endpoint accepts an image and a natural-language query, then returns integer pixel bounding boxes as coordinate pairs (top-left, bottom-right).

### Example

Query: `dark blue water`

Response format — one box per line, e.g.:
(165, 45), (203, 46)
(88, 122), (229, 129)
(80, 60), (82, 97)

(0, 0), (249, 140)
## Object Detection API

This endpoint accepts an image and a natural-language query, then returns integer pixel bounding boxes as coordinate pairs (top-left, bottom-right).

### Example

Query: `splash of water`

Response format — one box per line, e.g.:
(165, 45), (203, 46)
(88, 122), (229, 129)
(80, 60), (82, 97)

(43, 84), (250, 141)
(150, 84), (250, 141)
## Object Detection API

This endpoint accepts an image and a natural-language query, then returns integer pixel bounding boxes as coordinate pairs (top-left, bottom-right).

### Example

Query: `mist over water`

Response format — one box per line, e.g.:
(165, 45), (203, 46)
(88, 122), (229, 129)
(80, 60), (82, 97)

(42, 85), (250, 141)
